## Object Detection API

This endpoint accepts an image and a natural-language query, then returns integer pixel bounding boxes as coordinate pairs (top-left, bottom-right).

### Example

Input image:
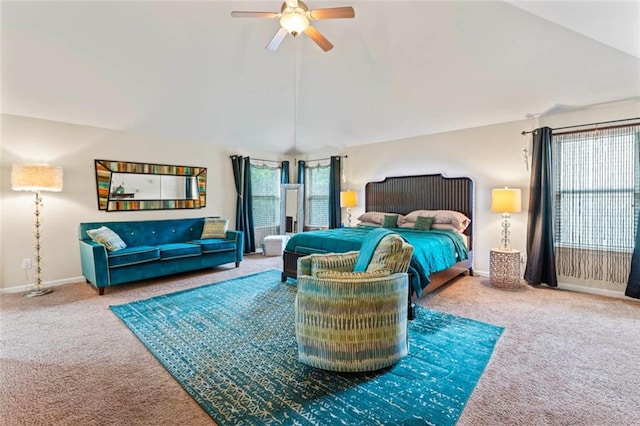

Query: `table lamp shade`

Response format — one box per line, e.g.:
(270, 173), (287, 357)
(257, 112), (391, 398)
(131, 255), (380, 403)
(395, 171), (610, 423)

(11, 164), (64, 192)
(491, 188), (521, 213)
(340, 190), (358, 208)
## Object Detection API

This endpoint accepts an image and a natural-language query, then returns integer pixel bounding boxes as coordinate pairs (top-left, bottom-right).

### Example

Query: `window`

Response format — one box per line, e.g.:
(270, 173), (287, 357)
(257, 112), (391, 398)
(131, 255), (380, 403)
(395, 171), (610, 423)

(553, 125), (640, 252)
(305, 163), (330, 227)
(251, 163), (281, 230)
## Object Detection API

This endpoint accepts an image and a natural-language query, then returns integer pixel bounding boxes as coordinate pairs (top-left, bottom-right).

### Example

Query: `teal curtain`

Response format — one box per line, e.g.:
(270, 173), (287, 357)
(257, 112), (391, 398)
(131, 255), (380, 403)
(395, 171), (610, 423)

(524, 127), (558, 287)
(281, 161), (290, 184)
(626, 209), (640, 298)
(328, 156), (342, 229)
(230, 155), (255, 253)
(297, 160), (305, 184)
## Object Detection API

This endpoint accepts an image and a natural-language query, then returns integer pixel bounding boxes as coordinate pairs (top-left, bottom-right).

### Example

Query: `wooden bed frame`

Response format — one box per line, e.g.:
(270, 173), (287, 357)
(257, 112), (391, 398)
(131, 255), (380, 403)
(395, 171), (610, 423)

(282, 173), (475, 306)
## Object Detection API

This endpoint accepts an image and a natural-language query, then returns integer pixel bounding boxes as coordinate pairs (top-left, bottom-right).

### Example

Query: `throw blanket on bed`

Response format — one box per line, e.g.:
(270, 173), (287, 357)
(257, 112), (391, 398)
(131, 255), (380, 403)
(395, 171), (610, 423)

(353, 228), (394, 272)
(286, 226), (468, 295)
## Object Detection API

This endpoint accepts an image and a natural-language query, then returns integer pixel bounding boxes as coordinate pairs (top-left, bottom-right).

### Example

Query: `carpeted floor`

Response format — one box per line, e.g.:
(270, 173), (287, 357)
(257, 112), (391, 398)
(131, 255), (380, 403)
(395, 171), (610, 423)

(1, 253), (639, 425)
(110, 270), (503, 425)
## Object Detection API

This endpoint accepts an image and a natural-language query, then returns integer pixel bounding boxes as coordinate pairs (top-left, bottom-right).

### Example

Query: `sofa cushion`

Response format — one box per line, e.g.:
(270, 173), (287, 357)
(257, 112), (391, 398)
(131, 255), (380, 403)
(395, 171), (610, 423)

(157, 243), (202, 260)
(108, 246), (160, 268)
(189, 239), (236, 253)
(201, 217), (229, 239)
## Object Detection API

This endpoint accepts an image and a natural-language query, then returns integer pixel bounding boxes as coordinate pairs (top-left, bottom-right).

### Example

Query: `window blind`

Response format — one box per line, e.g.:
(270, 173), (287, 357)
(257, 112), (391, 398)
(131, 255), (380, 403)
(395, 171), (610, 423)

(554, 124), (640, 284)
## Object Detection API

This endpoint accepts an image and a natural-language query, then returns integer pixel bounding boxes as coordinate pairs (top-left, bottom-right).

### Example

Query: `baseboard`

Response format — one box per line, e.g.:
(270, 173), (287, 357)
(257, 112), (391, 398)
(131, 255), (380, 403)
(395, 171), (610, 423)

(0, 276), (85, 294)
(472, 271), (637, 302)
(558, 282), (638, 301)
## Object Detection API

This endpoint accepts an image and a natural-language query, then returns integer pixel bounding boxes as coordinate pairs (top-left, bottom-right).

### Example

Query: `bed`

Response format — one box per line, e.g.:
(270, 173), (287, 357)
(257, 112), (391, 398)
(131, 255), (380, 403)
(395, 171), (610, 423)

(281, 173), (474, 300)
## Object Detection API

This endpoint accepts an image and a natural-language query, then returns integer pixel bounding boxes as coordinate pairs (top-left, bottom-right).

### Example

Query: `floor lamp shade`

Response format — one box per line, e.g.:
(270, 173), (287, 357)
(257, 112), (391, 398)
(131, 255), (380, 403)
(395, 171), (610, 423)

(491, 187), (521, 250)
(11, 164), (64, 192)
(11, 163), (64, 297)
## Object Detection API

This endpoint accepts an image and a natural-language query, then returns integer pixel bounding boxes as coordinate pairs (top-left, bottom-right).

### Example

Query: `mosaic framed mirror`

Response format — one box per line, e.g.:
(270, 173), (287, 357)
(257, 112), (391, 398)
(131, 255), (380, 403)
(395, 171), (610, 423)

(94, 159), (207, 211)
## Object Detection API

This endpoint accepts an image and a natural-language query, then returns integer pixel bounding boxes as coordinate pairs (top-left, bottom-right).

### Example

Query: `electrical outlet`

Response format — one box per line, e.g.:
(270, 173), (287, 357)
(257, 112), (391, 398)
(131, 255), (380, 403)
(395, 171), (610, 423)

(21, 258), (32, 270)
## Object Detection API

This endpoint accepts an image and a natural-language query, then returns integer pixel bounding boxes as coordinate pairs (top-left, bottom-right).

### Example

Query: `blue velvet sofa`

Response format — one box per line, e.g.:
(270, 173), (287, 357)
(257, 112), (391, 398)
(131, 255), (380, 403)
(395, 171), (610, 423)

(78, 217), (243, 295)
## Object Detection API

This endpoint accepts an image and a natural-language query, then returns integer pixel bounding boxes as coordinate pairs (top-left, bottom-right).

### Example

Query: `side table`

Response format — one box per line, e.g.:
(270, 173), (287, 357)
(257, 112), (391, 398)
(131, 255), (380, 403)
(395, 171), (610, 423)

(490, 248), (521, 289)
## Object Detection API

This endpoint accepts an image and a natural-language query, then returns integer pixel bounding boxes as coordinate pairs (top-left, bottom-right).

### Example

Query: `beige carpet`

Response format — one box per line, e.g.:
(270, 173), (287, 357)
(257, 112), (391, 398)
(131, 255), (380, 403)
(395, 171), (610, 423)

(1, 253), (639, 426)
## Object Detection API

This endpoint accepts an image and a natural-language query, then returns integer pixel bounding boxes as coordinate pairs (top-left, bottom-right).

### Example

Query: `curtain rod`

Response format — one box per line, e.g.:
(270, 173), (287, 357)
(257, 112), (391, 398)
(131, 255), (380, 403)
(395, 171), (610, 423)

(300, 155), (348, 163)
(229, 155), (282, 164)
(521, 117), (640, 135)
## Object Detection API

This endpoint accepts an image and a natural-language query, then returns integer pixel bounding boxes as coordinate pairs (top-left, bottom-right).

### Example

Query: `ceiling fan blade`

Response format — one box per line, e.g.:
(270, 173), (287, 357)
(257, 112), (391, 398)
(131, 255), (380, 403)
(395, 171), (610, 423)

(266, 27), (289, 51)
(304, 26), (334, 52)
(231, 11), (279, 18)
(285, 0), (299, 8)
(310, 7), (355, 20)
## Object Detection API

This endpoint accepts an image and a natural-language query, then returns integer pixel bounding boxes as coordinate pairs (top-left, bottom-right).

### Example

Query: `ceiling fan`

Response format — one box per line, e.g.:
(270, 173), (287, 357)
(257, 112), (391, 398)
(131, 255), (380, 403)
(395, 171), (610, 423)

(231, 0), (355, 52)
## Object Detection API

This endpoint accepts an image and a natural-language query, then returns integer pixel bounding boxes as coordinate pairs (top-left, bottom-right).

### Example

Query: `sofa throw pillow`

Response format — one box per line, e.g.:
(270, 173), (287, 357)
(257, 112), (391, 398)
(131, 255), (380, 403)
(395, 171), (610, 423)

(86, 226), (127, 252)
(413, 216), (435, 231)
(201, 217), (229, 239)
(382, 214), (399, 228)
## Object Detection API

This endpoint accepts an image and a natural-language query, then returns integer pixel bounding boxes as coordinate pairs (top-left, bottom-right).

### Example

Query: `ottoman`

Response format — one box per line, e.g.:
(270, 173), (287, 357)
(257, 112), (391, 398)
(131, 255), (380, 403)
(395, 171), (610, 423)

(262, 235), (290, 257)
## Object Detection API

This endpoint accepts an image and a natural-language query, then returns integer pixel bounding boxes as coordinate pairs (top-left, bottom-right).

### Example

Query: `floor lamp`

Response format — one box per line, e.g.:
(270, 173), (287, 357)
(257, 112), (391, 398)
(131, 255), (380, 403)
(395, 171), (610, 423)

(491, 187), (521, 250)
(340, 190), (358, 227)
(11, 163), (64, 297)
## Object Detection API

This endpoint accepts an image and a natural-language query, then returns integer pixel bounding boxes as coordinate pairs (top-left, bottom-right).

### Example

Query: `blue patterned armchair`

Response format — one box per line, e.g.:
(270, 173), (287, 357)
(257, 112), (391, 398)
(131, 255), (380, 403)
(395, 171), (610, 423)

(295, 229), (414, 372)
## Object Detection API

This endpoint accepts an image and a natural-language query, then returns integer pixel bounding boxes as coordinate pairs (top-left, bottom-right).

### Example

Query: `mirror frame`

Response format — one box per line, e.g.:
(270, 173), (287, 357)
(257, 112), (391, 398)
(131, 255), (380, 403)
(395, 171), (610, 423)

(94, 159), (207, 211)
(280, 183), (304, 234)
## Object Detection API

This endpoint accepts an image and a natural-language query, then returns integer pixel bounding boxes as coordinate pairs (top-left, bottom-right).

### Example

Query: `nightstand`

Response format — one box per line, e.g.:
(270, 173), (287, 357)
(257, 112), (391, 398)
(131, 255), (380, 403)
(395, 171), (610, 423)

(490, 248), (521, 289)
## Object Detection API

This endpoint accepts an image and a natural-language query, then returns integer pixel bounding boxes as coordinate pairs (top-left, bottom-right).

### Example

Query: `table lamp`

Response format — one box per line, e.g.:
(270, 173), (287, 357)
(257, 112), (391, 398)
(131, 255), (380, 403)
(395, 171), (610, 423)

(491, 187), (521, 250)
(340, 190), (358, 227)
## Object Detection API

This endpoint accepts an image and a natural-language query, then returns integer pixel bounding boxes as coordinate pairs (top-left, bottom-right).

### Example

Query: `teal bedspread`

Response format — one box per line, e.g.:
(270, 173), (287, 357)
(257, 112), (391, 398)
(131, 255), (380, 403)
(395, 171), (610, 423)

(286, 226), (469, 296)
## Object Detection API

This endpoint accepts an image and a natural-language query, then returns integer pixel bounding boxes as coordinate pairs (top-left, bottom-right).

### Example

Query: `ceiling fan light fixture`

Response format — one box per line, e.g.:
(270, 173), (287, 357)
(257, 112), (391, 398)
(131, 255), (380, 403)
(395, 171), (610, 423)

(280, 10), (309, 36)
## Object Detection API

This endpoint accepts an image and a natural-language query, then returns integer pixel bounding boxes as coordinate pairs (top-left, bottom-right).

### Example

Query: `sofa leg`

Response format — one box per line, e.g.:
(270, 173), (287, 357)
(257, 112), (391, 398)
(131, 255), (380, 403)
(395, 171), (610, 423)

(235, 261), (240, 268)
(99, 287), (105, 296)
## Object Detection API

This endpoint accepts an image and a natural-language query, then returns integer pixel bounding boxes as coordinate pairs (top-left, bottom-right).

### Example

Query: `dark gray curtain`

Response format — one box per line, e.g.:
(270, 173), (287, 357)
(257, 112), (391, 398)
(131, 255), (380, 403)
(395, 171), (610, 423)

(242, 157), (255, 252)
(281, 161), (290, 184)
(626, 209), (640, 298)
(230, 155), (244, 233)
(297, 160), (305, 184)
(328, 156), (342, 229)
(524, 127), (558, 287)
(229, 155), (255, 253)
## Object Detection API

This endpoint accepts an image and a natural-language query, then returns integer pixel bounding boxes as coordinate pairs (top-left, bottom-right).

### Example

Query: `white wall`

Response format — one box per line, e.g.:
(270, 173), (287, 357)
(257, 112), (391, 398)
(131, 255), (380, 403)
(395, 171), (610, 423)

(332, 99), (640, 292)
(2, 98), (638, 294)
(0, 114), (284, 291)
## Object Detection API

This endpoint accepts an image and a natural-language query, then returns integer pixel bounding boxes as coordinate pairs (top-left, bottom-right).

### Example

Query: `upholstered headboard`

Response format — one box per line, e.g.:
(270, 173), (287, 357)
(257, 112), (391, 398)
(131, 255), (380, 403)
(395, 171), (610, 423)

(364, 174), (474, 243)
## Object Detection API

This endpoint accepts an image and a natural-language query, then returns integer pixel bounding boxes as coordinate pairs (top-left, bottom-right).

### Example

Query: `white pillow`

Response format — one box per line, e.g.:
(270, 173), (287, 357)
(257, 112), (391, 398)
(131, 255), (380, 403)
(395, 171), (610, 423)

(401, 210), (471, 232)
(357, 221), (381, 227)
(356, 212), (405, 225)
(86, 226), (127, 251)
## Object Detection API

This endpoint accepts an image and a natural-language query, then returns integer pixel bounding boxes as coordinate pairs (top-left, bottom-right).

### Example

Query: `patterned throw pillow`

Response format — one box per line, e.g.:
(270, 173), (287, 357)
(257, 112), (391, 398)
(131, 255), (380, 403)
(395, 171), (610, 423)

(310, 252), (359, 277)
(413, 216), (435, 231)
(382, 214), (399, 228)
(315, 269), (392, 280)
(86, 226), (127, 251)
(201, 217), (229, 239)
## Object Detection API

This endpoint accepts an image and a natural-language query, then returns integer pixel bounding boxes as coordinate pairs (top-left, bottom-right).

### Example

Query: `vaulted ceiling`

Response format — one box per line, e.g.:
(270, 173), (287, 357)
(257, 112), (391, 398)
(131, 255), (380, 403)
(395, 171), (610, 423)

(2, 1), (639, 154)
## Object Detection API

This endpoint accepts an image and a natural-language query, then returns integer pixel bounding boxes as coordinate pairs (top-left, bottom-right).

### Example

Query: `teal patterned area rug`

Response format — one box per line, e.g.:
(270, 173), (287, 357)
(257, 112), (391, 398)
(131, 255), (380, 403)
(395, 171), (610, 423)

(110, 270), (503, 426)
